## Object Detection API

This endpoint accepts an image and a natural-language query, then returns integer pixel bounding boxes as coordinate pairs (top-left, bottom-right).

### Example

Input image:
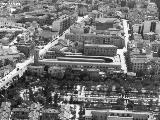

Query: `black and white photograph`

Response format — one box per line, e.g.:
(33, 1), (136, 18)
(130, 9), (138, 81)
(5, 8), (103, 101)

(0, 0), (159, 120)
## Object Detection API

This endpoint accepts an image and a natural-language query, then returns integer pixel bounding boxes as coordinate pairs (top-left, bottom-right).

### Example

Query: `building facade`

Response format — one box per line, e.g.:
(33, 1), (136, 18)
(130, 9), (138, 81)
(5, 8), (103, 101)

(95, 18), (120, 30)
(84, 44), (117, 57)
(151, 40), (160, 52)
(52, 15), (71, 35)
(65, 33), (125, 49)
(131, 57), (148, 72)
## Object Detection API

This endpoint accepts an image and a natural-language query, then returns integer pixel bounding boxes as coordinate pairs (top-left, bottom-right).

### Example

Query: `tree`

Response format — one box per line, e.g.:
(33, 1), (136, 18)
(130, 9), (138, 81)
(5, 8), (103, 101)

(0, 60), (3, 68)
(148, 99), (153, 110)
(53, 93), (58, 107)
(44, 65), (49, 72)
(136, 70), (145, 77)
(4, 59), (10, 66)
(126, 100), (134, 110)
(116, 98), (124, 106)
(69, 95), (74, 104)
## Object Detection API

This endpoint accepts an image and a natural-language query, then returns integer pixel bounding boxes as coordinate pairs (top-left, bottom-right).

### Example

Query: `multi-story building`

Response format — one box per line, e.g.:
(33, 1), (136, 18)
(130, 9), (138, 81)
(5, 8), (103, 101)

(0, 102), (11, 120)
(65, 33), (125, 49)
(27, 65), (44, 76)
(11, 108), (30, 120)
(151, 40), (160, 52)
(70, 23), (85, 34)
(0, 45), (22, 61)
(147, 2), (158, 13)
(95, 18), (120, 30)
(131, 57), (149, 72)
(0, 17), (23, 28)
(41, 108), (59, 120)
(52, 15), (71, 35)
(143, 32), (156, 41)
(16, 43), (35, 58)
(48, 66), (65, 79)
(44, 51), (56, 59)
(84, 44), (117, 57)
(77, 3), (88, 16)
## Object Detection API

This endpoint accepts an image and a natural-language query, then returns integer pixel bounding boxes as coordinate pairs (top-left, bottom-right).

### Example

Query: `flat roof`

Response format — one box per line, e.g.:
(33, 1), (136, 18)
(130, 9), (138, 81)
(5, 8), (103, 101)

(39, 59), (120, 66)
(84, 44), (117, 48)
(85, 109), (151, 117)
(95, 18), (119, 23)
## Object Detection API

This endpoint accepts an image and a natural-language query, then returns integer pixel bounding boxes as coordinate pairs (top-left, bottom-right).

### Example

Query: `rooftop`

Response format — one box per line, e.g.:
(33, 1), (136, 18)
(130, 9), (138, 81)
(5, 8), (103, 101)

(131, 58), (149, 63)
(95, 18), (119, 23)
(84, 44), (117, 48)
(85, 109), (152, 117)
(0, 45), (19, 55)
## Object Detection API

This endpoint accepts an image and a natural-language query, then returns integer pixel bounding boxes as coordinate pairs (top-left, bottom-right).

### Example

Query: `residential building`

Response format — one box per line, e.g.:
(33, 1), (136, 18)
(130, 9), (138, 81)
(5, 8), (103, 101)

(65, 33), (125, 49)
(41, 108), (59, 120)
(0, 65), (13, 78)
(48, 66), (65, 79)
(84, 44), (117, 57)
(11, 108), (29, 120)
(52, 15), (71, 35)
(16, 43), (35, 58)
(155, 22), (160, 34)
(17, 32), (30, 42)
(86, 69), (100, 80)
(44, 51), (56, 59)
(0, 102), (11, 120)
(133, 33), (142, 40)
(77, 3), (88, 16)
(131, 57), (149, 72)
(0, 45), (21, 61)
(151, 40), (160, 52)
(0, 17), (23, 28)
(27, 65), (44, 75)
(143, 21), (151, 33)
(147, 2), (158, 13)
(143, 32), (156, 41)
(70, 24), (84, 34)
(95, 18), (120, 30)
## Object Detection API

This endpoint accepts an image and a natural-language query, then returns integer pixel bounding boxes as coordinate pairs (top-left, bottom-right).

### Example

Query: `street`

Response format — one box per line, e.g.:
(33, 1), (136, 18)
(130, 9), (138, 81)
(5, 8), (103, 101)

(117, 19), (129, 73)
(0, 16), (89, 90)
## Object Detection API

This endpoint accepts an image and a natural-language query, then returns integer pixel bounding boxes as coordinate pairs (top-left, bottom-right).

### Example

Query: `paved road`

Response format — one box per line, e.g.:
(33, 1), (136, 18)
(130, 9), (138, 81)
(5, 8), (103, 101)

(0, 16), (89, 90)
(117, 19), (129, 73)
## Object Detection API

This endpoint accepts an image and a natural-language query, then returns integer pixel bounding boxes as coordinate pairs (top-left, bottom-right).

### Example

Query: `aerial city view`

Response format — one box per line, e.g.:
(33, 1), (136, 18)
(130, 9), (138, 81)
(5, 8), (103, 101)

(1, 0), (160, 119)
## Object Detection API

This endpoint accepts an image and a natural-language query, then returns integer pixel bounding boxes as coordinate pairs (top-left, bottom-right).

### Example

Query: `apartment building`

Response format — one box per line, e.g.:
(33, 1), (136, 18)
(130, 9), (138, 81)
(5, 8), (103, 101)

(147, 2), (158, 13)
(48, 66), (65, 79)
(27, 65), (45, 75)
(52, 15), (71, 34)
(0, 45), (21, 61)
(84, 44), (117, 57)
(151, 40), (160, 52)
(95, 18), (120, 30)
(65, 33), (125, 48)
(131, 57), (148, 72)
(11, 108), (29, 120)
(143, 32), (156, 41)
(70, 24), (84, 34)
